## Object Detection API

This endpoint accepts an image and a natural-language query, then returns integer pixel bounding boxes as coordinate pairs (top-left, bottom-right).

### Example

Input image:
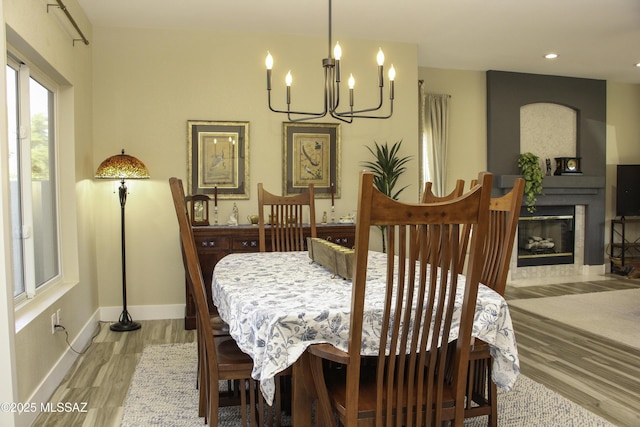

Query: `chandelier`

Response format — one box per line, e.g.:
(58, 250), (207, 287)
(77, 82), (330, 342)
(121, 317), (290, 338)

(265, 0), (395, 123)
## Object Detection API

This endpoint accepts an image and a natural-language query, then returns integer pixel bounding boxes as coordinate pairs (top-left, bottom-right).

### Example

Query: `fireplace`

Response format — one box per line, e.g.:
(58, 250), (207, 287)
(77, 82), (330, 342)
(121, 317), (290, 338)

(517, 206), (575, 267)
(486, 70), (606, 270)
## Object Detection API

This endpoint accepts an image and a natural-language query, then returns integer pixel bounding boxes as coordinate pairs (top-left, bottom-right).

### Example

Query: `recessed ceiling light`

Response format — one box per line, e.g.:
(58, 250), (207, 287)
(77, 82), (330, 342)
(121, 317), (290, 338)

(544, 53), (559, 60)
(635, 63), (640, 68)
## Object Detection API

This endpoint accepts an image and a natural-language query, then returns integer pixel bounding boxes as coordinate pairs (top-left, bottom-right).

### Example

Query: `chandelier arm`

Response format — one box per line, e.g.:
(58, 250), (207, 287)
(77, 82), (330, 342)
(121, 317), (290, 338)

(342, 108), (393, 119)
(329, 110), (354, 124)
(267, 90), (329, 117)
(334, 85), (385, 116)
(287, 113), (332, 123)
(285, 111), (328, 119)
(335, 98), (394, 119)
(335, 109), (393, 120)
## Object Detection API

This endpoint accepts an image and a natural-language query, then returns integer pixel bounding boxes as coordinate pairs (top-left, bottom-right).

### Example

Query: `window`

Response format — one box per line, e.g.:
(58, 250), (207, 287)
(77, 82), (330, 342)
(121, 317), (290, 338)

(6, 55), (60, 301)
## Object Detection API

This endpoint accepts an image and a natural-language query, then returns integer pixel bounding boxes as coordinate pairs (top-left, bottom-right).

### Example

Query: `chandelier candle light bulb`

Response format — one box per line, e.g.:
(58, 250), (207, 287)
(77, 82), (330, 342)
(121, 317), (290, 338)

(265, 51), (273, 90)
(333, 42), (342, 60)
(348, 74), (355, 106)
(377, 48), (385, 87)
(334, 42), (342, 82)
(377, 48), (385, 66)
(285, 71), (292, 104)
(389, 65), (396, 99)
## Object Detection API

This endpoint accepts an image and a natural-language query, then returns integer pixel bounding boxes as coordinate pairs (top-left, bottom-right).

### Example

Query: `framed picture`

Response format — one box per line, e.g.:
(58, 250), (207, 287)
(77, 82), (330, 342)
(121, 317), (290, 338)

(187, 120), (249, 199)
(283, 122), (340, 198)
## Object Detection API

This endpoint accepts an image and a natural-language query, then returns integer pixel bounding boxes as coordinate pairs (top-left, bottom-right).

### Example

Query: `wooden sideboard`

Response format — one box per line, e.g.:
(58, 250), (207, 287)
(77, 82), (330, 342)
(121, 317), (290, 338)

(185, 223), (356, 329)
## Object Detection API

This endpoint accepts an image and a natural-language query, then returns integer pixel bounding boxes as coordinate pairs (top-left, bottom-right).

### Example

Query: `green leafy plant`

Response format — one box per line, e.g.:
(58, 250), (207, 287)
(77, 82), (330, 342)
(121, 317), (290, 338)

(361, 140), (412, 252)
(517, 152), (544, 213)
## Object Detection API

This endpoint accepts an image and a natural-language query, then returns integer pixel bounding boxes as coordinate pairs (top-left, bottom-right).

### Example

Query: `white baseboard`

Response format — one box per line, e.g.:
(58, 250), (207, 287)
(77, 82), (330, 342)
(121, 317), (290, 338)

(99, 304), (185, 322)
(16, 310), (100, 427)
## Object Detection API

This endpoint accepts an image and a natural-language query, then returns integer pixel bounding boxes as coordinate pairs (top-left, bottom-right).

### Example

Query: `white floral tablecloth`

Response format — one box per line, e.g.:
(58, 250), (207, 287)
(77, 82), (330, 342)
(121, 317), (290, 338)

(212, 251), (520, 405)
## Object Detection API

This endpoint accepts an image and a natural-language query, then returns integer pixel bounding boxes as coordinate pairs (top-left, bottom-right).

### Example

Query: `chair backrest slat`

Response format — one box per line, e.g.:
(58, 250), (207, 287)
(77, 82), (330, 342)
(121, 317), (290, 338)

(422, 179), (467, 272)
(258, 183), (316, 252)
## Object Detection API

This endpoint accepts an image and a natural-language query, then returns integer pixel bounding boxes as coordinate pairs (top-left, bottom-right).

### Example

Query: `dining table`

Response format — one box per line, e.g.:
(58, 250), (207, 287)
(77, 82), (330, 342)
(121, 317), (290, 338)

(212, 250), (520, 425)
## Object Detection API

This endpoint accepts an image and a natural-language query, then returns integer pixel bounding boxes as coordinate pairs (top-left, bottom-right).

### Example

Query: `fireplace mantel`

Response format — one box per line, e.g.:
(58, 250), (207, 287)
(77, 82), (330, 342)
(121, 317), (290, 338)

(498, 175), (605, 196)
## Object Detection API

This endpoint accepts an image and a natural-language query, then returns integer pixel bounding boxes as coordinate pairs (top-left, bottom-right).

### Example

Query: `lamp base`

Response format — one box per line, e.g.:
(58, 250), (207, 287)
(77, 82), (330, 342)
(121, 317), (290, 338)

(110, 320), (141, 332)
(110, 309), (141, 332)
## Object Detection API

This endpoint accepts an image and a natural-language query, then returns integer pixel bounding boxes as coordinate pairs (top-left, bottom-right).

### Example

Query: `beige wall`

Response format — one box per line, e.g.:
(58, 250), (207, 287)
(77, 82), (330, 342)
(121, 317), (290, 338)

(3, 0), (96, 405)
(92, 27), (419, 309)
(418, 67), (487, 194)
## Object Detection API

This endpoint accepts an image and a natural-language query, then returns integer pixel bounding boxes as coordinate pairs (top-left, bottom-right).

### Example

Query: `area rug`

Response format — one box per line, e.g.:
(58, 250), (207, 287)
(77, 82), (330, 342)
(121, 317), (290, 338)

(509, 288), (640, 350)
(121, 343), (615, 426)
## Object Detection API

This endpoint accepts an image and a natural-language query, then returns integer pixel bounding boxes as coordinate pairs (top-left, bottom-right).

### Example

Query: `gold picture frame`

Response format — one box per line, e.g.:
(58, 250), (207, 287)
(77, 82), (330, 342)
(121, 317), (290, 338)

(283, 122), (340, 198)
(187, 120), (249, 199)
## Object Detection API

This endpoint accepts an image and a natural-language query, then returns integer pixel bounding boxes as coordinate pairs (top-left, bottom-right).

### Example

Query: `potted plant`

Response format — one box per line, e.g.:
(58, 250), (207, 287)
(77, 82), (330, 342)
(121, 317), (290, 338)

(361, 140), (412, 252)
(517, 152), (544, 213)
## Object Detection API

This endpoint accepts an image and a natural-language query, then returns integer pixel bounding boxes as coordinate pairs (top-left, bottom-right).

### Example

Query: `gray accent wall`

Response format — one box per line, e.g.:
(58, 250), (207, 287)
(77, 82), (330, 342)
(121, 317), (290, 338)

(486, 70), (606, 266)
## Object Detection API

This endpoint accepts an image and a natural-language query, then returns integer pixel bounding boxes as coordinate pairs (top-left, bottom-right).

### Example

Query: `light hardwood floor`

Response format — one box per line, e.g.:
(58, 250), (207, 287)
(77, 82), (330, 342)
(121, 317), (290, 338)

(31, 319), (195, 427)
(31, 279), (640, 427)
(505, 277), (640, 427)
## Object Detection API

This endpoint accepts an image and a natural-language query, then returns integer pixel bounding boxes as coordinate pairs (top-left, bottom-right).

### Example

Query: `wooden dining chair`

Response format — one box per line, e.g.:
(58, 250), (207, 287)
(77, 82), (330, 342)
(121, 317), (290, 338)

(308, 170), (493, 427)
(257, 183), (317, 252)
(170, 177), (262, 426)
(421, 179), (465, 203)
(463, 177), (524, 427)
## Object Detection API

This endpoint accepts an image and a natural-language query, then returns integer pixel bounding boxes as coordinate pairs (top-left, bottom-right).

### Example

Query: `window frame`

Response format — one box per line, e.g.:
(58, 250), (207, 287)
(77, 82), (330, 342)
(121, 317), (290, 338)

(7, 50), (63, 306)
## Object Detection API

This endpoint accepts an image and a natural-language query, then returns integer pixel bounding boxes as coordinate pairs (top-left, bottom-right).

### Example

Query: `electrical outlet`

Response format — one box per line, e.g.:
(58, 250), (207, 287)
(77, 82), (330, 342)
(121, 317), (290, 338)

(56, 309), (62, 326)
(51, 313), (57, 334)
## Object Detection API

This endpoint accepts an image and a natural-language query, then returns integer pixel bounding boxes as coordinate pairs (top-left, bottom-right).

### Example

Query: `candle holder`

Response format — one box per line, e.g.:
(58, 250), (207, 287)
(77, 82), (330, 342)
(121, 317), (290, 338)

(331, 206), (335, 223)
(214, 206), (219, 225)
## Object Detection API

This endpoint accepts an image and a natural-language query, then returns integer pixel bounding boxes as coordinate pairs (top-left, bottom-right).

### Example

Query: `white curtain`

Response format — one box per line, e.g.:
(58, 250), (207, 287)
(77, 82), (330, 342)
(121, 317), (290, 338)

(419, 82), (451, 197)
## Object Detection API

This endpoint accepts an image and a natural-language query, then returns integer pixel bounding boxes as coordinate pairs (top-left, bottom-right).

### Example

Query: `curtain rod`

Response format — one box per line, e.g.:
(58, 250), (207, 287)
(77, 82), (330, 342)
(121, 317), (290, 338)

(47, 0), (90, 46)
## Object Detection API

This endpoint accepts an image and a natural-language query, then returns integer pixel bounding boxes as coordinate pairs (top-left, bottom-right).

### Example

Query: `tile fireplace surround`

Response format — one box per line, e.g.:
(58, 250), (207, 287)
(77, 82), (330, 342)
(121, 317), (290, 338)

(508, 205), (598, 281)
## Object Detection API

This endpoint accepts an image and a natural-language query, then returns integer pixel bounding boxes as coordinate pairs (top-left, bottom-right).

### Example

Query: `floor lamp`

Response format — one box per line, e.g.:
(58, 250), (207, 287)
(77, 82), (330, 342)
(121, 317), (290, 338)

(95, 149), (150, 332)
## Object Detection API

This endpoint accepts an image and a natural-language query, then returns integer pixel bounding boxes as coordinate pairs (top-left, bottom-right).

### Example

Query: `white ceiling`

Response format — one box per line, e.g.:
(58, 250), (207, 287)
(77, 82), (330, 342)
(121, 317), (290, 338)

(75, 0), (640, 84)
